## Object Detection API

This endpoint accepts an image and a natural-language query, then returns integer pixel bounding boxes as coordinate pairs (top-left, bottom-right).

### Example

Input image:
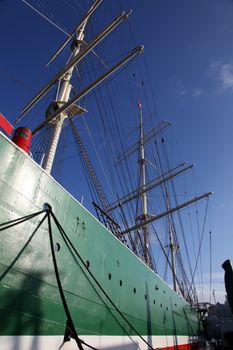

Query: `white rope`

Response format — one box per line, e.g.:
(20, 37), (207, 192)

(21, 0), (70, 36)
(72, 0), (85, 11)
(21, 0), (108, 70)
(83, 41), (108, 69)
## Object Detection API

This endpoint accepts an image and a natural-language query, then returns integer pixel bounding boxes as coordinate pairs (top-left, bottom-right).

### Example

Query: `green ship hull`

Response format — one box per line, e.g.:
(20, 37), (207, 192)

(0, 132), (203, 349)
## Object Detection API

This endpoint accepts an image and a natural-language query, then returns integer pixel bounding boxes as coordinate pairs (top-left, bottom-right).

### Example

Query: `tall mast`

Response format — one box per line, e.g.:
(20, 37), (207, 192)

(42, 21), (87, 173)
(138, 103), (149, 265)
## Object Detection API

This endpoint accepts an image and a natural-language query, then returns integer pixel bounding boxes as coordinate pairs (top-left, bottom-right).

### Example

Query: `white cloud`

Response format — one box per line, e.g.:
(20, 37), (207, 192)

(210, 60), (221, 72)
(176, 81), (205, 98)
(192, 88), (205, 97)
(210, 60), (233, 92)
(220, 63), (233, 90)
(176, 80), (188, 96)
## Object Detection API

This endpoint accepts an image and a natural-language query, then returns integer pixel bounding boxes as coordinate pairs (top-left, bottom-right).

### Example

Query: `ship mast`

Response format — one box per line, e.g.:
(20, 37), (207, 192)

(118, 105), (212, 282)
(138, 103), (150, 265)
(42, 21), (87, 173)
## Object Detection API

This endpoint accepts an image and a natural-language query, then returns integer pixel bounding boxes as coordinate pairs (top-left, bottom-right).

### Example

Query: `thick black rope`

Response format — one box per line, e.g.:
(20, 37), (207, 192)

(0, 208), (152, 349)
(0, 210), (46, 231)
(0, 213), (48, 282)
(80, 339), (100, 350)
(0, 209), (97, 350)
(50, 218), (140, 350)
(50, 210), (154, 350)
(47, 211), (85, 350)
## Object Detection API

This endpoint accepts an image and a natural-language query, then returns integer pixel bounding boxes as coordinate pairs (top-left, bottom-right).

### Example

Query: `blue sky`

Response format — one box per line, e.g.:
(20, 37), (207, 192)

(1, 0), (233, 302)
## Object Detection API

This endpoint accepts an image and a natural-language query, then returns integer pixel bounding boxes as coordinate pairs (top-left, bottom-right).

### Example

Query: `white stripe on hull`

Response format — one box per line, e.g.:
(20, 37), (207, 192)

(0, 335), (202, 350)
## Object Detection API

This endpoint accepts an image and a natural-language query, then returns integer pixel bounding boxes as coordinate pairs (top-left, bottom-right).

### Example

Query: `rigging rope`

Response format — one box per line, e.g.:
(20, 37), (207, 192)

(0, 210), (46, 231)
(160, 138), (197, 300)
(0, 70), (34, 93)
(150, 225), (185, 295)
(209, 230), (212, 303)
(50, 212), (142, 349)
(0, 209), (98, 350)
(21, 0), (70, 36)
(188, 199), (209, 296)
(32, 125), (53, 164)
(195, 205), (204, 299)
(0, 213), (47, 282)
(47, 211), (85, 350)
(53, 123), (70, 178)
(82, 116), (114, 197)
(83, 46), (140, 249)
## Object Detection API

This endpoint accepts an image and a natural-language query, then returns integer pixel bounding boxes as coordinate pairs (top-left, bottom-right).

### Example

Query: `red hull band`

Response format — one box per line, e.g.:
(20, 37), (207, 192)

(160, 343), (201, 350)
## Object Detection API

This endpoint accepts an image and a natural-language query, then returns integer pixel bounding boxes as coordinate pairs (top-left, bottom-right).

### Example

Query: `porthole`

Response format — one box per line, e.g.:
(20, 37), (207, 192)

(119, 280), (122, 286)
(145, 294), (147, 300)
(166, 306), (168, 311)
(153, 299), (155, 304)
(160, 303), (163, 308)
(55, 243), (60, 252)
(108, 273), (112, 280)
(155, 285), (159, 290)
(133, 288), (136, 294)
